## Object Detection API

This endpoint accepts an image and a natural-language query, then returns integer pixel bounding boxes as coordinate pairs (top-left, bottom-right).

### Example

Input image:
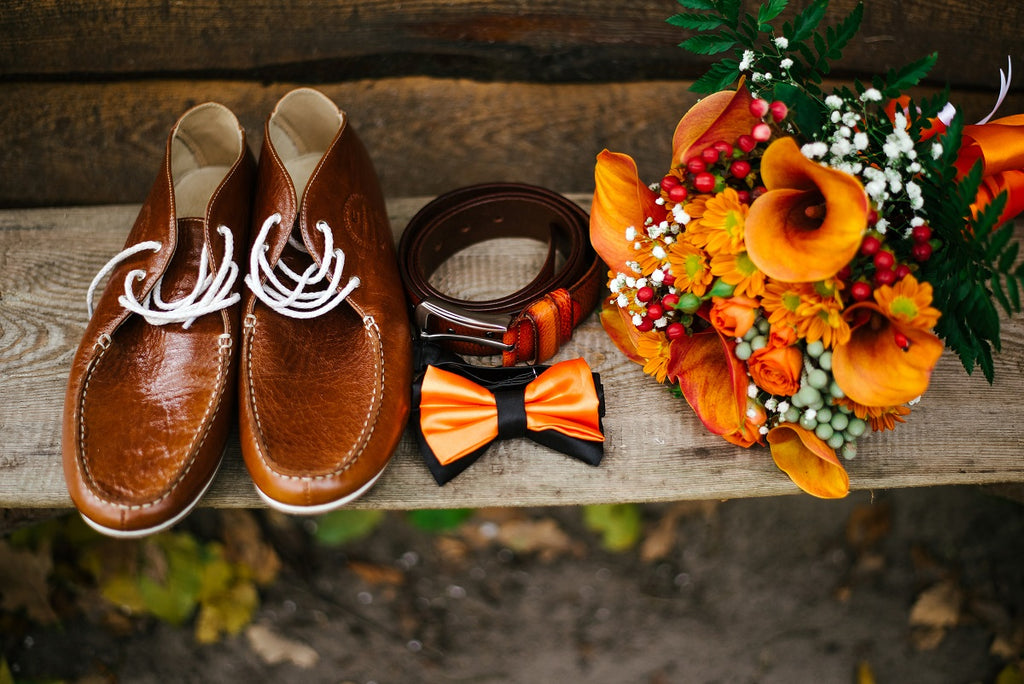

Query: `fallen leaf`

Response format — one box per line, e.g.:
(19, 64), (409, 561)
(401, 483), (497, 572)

(0, 539), (58, 624)
(910, 626), (947, 651)
(195, 581), (259, 644)
(909, 580), (961, 629)
(314, 510), (385, 547)
(640, 514), (677, 562)
(995, 663), (1024, 684)
(856, 660), (877, 684)
(348, 561), (405, 586)
(845, 502), (891, 551)
(245, 623), (320, 668)
(434, 536), (471, 565)
(220, 510), (281, 586)
(496, 519), (583, 560)
(583, 504), (643, 552)
(407, 509), (474, 532)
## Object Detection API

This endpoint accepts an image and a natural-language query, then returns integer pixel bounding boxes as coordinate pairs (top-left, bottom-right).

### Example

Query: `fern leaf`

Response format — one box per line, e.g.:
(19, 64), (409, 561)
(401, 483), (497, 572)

(667, 12), (726, 30)
(680, 34), (737, 55)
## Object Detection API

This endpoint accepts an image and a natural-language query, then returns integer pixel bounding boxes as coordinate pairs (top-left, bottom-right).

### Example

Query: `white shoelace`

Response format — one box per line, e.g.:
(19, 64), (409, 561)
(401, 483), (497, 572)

(244, 213), (360, 319)
(86, 224), (241, 329)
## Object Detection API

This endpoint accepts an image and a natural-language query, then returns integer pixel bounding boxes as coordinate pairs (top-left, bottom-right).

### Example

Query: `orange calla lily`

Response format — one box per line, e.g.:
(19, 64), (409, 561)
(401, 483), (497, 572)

(591, 150), (667, 275)
(832, 303), (944, 407)
(745, 137), (869, 282)
(958, 114), (1024, 224)
(599, 303), (645, 365)
(665, 328), (747, 437)
(672, 83), (758, 167)
(767, 424), (849, 498)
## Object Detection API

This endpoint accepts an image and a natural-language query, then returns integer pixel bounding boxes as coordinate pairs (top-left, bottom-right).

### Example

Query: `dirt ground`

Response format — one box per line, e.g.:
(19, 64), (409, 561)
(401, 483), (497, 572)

(3, 485), (1024, 684)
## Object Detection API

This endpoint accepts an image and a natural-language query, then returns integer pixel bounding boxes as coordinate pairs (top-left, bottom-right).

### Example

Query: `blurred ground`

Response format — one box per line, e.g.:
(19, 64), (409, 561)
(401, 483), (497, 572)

(2, 485), (1023, 683)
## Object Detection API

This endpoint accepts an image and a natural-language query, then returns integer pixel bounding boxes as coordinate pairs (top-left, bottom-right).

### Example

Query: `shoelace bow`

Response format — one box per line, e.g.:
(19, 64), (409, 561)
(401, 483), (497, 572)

(243, 213), (360, 319)
(86, 224), (240, 329)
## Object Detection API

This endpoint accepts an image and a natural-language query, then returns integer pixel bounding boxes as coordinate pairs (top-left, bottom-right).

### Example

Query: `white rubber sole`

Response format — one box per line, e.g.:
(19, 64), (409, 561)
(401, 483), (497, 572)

(78, 453), (223, 539)
(253, 466), (386, 516)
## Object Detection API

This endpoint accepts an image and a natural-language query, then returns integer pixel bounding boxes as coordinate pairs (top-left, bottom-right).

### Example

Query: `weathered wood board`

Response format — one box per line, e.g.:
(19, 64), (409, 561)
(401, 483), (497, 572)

(2, 0), (1020, 87)
(4, 79), (1023, 209)
(1, 197), (1022, 511)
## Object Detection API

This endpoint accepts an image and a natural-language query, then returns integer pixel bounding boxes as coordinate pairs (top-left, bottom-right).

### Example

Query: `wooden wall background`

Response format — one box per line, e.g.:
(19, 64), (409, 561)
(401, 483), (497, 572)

(2, 0), (1023, 208)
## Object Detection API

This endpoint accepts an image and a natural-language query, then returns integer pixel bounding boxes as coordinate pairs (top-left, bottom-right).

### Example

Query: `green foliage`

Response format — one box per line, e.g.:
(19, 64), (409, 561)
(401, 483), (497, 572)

(671, 0), (1024, 381)
(916, 112), (1024, 381)
(0, 658), (13, 684)
(314, 509), (385, 546)
(406, 508), (474, 532)
(582, 504), (643, 552)
(872, 53), (938, 98)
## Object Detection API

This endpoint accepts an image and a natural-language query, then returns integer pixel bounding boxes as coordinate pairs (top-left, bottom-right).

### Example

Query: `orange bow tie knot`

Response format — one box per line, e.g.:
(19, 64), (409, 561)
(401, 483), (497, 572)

(418, 358), (604, 465)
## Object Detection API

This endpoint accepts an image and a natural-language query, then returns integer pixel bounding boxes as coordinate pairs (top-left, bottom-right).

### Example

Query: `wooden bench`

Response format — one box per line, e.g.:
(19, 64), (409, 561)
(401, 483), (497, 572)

(2, 1), (1023, 512)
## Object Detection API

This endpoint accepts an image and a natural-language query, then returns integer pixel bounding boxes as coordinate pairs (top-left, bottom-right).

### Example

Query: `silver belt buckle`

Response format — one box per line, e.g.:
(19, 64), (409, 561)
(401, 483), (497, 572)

(414, 298), (514, 351)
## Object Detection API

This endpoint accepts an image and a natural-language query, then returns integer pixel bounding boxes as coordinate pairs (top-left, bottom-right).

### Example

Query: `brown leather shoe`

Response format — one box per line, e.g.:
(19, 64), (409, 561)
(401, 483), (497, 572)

(239, 88), (412, 513)
(63, 103), (255, 537)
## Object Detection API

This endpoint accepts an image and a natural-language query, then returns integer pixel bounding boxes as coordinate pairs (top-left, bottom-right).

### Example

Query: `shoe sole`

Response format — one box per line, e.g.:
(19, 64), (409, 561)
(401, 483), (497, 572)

(77, 451), (224, 539)
(252, 464), (388, 516)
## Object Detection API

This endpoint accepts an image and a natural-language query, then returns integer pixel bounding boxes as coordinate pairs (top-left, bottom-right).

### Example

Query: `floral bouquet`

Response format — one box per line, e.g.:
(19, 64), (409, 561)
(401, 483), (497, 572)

(590, 0), (1024, 497)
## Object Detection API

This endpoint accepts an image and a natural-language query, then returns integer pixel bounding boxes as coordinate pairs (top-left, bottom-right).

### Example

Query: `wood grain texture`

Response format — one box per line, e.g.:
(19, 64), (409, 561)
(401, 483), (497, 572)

(1, 198), (1022, 510)
(4, 78), (1024, 208)
(1, 0), (1021, 88)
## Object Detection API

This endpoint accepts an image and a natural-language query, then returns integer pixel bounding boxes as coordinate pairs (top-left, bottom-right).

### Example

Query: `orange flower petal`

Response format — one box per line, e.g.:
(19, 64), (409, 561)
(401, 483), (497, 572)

(599, 303), (645, 364)
(671, 84), (758, 167)
(832, 303), (944, 407)
(591, 150), (666, 274)
(745, 138), (868, 282)
(665, 328), (746, 436)
(767, 424), (849, 499)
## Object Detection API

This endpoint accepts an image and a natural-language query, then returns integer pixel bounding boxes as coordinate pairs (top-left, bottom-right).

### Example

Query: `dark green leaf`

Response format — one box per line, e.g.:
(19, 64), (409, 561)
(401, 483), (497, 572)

(1008, 273), (1022, 310)
(315, 509), (385, 546)
(407, 508), (474, 532)
(997, 235), (1020, 272)
(757, 0), (787, 26)
(679, 34), (737, 55)
(771, 81), (822, 137)
(788, 0), (827, 41)
(720, 0), (741, 27)
(826, 3), (864, 59)
(690, 59), (741, 93)
(882, 53), (938, 95)
(667, 12), (725, 29)
(993, 277), (1012, 314)
(677, 0), (717, 9)
(979, 345), (996, 383)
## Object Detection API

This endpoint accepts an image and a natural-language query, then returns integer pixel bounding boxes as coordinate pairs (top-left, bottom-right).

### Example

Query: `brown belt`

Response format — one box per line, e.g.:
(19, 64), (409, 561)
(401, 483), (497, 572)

(398, 183), (604, 366)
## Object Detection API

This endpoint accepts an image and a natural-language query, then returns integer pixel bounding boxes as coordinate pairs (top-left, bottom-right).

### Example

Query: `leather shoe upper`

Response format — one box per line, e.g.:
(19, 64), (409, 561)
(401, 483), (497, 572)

(63, 102), (255, 536)
(239, 88), (412, 511)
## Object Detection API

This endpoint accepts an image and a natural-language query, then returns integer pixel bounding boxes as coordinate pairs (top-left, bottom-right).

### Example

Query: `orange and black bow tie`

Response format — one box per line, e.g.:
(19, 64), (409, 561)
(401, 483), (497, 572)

(411, 355), (605, 485)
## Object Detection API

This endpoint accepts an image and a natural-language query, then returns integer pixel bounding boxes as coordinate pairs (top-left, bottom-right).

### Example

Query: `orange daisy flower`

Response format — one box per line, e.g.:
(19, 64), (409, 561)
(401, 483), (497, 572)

(710, 250), (766, 298)
(761, 279), (851, 348)
(686, 188), (748, 256)
(635, 331), (672, 383)
(873, 275), (941, 330)
(834, 397), (912, 431)
(667, 241), (713, 297)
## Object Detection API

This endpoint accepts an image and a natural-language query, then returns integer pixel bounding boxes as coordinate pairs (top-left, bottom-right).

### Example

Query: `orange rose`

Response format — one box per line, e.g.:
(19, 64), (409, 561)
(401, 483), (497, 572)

(768, 323), (797, 347)
(709, 296), (758, 338)
(748, 344), (802, 396)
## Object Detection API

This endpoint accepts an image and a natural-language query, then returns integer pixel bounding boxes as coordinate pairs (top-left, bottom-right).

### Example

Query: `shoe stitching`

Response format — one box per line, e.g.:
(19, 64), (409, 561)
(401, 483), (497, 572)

(78, 327), (231, 512)
(245, 312), (382, 483)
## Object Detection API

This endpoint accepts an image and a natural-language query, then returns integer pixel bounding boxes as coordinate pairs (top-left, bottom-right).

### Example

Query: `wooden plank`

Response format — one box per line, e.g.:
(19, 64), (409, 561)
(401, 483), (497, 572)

(1, 199), (1022, 510)
(1, 0), (1021, 89)
(4, 78), (1024, 209)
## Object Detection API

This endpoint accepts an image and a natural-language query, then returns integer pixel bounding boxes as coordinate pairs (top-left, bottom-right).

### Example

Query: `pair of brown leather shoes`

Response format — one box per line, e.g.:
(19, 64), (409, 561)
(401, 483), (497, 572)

(63, 89), (412, 537)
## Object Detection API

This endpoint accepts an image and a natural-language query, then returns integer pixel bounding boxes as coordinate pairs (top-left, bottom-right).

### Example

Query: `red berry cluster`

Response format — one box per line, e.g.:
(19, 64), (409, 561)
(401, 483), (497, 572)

(837, 222), (936, 304)
(655, 97), (787, 209)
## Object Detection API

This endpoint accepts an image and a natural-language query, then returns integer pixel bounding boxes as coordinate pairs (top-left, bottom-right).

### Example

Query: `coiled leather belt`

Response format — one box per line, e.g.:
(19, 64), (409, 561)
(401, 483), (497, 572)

(399, 183), (604, 366)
